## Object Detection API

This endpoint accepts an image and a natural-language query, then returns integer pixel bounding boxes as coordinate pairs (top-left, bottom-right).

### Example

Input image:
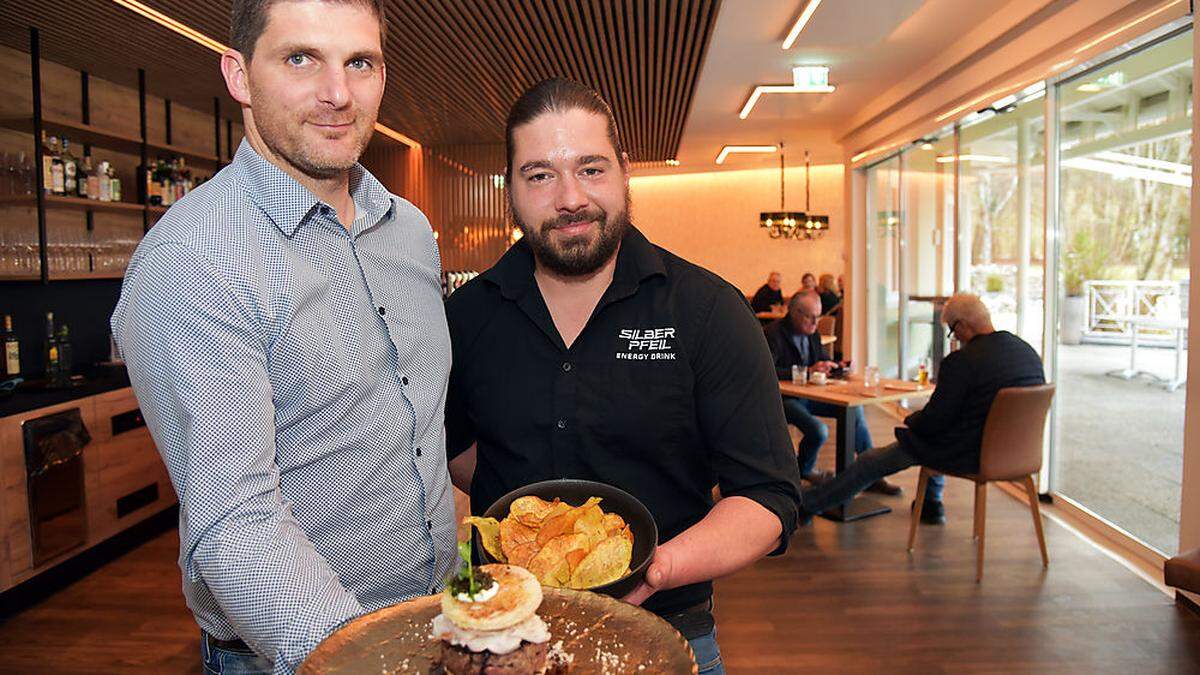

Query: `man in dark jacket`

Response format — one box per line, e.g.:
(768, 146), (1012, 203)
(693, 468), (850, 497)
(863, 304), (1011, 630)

(766, 292), (898, 494)
(751, 271), (785, 312)
(800, 293), (1046, 518)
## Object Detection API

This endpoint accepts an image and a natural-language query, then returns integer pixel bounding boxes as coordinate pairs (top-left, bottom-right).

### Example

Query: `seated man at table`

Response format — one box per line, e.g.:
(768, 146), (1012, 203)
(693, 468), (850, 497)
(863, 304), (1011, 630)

(764, 291), (899, 495)
(751, 271), (785, 312)
(799, 293), (1045, 521)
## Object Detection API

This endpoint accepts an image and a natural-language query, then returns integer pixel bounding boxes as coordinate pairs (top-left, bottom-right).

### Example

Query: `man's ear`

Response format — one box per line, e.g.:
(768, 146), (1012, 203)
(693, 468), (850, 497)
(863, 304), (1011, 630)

(221, 48), (252, 106)
(621, 151), (631, 187)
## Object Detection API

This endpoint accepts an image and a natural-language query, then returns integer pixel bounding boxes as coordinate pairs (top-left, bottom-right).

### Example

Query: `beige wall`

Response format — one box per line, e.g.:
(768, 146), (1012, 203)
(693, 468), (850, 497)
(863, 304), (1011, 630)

(629, 164), (845, 296)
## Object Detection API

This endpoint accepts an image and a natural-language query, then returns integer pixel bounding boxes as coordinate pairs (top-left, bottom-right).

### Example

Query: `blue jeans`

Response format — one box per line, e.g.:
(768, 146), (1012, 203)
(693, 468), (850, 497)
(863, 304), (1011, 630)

(201, 633), (272, 675)
(801, 441), (942, 514)
(782, 397), (873, 475)
(688, 628), (724, 675)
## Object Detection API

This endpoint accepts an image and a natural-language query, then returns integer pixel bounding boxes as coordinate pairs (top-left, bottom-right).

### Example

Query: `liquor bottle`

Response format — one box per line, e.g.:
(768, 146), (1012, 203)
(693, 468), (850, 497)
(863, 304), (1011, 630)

(50, 137), (65, 196)
(87, 157), (101, 200)
(3, 314), (19, 377)
(56, 323), (72, 382)
(158, 158), (172, 206)
(109, 164), (121, 202)
(77, 154), (92, 199)
(61, 138), (77, 196)
(43, 312), (59, 384)
(41, 131), (54, 194)
(97, 161), (112, 201)
(20, 151), (34, 195)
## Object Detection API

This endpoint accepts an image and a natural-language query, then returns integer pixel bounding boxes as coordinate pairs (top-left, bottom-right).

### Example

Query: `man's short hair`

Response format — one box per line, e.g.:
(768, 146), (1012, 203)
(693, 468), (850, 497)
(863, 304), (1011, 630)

(942, 293), (993, 330)
(789, 290), (820, 314)
(505, 78), (625, 181)
(230, 0), (387, 62)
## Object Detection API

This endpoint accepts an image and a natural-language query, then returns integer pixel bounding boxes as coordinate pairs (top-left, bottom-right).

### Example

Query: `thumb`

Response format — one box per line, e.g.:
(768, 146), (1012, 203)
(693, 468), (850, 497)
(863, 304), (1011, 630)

(645, 558), (668, 589)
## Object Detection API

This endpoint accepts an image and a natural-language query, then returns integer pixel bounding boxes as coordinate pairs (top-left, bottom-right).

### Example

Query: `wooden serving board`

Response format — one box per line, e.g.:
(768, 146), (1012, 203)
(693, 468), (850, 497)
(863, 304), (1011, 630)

(299, 587), (696, 674)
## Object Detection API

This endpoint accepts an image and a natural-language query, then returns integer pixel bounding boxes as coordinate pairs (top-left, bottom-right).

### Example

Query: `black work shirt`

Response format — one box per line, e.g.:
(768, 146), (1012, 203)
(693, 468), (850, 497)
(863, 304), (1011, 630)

(444, 226), (802, 617)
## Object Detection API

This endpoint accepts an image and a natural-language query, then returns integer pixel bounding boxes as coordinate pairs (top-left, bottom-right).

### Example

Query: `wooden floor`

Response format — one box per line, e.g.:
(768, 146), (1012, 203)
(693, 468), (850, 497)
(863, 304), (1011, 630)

(1, 409), (1199, 673)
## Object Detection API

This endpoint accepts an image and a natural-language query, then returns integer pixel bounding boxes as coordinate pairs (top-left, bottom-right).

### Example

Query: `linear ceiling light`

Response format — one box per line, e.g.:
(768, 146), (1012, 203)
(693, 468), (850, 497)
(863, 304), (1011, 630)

(935, 154), (1011, 164)
(110, 0), (421, 149)
(740, 67), (835, 119)
(716, 145), (778, 164)
(782, 0), (823, 49)
(1073, 0), (1184, 55)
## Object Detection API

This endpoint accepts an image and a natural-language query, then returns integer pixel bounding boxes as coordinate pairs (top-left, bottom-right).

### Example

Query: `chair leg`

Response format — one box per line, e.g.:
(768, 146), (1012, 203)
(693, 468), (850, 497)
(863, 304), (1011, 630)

(974, 482), (987, 583)
(908, 468), (930, 552)
(1022, 475), (1050, 568)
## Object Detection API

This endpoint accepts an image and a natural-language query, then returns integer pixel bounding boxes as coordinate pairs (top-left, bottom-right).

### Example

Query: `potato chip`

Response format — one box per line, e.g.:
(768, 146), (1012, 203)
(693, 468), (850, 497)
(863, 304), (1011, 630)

(462, 516), (505, 563)
(509, 496), (560, 527)
(537, 497), (602, 546)
(570, 534), (634, 589)
(565, 548), (589, 570)
(574, 504), (608, 548)
(527, 533), (589, 584)
(506, 541), (539, 568)
(499, 516), (536, 556)
(602, 512), (626, 536)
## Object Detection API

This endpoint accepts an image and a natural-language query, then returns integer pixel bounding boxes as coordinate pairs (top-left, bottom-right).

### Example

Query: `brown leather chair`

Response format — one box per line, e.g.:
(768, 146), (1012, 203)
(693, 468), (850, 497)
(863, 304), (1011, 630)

(1165, 547), (1200, 595)
(908, 383), (1056, 582)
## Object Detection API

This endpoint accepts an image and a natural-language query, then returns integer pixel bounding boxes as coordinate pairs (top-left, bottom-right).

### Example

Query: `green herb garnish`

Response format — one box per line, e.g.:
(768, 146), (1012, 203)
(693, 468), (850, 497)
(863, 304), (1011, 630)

(447, 540), (495, 598)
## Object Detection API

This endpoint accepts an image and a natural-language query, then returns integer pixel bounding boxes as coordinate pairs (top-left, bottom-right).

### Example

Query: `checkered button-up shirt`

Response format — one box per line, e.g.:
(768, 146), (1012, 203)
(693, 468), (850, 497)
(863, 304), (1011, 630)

(112, 140), (457, 673)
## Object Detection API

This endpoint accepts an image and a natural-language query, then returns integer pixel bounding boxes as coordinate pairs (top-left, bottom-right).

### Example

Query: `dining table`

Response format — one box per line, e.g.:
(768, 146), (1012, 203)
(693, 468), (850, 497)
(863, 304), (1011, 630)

(780, 376), (935, 522)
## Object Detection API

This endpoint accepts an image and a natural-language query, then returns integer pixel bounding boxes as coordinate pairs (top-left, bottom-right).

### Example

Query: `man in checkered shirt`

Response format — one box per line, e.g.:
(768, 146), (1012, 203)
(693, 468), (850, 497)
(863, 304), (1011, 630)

(110, 2), (456, 672)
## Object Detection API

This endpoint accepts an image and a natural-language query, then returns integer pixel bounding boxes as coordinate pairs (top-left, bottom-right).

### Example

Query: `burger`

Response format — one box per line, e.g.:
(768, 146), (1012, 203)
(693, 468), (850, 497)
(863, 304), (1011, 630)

(432, 562), (567, 674)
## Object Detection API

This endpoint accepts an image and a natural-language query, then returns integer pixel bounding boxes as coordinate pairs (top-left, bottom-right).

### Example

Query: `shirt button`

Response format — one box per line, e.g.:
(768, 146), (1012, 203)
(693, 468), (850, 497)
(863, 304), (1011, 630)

(416, 447), (422, 457)
(556, 419), (567, 430)
(378, 306), (386, 316)
(562, 362), (572, 372)
(402, 376), (409, 386)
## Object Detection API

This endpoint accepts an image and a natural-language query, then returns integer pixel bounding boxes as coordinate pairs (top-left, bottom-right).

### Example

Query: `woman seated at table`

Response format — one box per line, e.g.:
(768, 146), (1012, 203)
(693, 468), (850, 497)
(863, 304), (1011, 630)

(764, 291), (900, 495)
(798, 294), (1045, 523)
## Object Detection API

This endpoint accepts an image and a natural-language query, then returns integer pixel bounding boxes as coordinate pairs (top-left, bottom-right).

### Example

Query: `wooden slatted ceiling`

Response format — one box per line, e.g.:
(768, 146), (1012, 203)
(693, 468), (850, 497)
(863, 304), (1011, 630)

(3, 1), (722, 161)
(0, 3), (239, 118)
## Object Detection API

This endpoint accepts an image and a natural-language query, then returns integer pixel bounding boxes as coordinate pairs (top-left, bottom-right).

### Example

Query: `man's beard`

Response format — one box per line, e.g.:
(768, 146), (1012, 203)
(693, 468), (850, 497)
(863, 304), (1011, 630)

(250, 86), (373, 178)
(513, 193), (632, 276)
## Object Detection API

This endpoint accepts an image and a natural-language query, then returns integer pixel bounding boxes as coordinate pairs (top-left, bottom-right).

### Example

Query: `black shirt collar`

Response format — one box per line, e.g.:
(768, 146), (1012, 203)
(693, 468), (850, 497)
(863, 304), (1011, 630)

(481, 225), (666, 301)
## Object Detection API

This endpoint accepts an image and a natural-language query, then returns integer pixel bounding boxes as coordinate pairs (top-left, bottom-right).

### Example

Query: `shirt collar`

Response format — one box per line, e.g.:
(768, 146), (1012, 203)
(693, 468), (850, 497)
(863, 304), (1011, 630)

(232, 139), (394, 237)
(481, 225), (666, 301)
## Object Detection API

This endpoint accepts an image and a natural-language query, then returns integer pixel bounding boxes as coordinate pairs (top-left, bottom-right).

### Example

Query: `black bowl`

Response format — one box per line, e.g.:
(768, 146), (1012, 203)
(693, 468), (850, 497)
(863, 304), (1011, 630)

(476, 479), (658, 598)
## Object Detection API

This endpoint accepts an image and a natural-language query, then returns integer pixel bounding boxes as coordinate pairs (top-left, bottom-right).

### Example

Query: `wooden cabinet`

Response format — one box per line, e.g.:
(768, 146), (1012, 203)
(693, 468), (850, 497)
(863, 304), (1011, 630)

(0, 387), (175, 593)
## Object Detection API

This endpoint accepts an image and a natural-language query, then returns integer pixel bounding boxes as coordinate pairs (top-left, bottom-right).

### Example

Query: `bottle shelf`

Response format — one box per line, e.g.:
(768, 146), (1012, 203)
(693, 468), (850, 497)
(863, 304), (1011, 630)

(145, 140), (220, 167)
(0, 194), (145, 214)
(0, 114), (143, 155)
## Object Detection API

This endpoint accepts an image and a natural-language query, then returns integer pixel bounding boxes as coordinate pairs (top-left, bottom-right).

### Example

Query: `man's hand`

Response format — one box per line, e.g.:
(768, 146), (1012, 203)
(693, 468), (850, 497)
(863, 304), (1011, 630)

(812, 360), (837, 374)
(620, 546), (677, 606)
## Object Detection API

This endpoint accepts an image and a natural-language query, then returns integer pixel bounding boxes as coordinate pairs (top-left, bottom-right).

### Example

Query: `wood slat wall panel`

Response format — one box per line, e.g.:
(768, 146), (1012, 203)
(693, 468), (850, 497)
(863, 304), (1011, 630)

(123, 0), (722, 160)
(360, 137), (511, 273)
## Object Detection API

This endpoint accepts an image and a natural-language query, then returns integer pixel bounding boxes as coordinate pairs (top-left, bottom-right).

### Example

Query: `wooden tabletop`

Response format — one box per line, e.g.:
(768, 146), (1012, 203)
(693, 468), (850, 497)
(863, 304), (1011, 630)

(820, 335), (837, 345)
(780, 377), (934, 407)
(756, 310), (787, 321)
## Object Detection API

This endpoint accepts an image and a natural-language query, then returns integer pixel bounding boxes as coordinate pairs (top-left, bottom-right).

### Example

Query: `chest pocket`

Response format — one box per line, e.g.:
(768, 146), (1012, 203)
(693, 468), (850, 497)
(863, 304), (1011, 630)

(585, 357), (694, 456)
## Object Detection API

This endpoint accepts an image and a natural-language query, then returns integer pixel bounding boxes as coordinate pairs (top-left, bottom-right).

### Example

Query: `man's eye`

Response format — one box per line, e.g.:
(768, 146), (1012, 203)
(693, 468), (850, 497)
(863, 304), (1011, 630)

(529, 173), (551, 183)
(349, 58), (371, 70)
(287, 53), (310, 66)
(582, 167), (603, 177)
